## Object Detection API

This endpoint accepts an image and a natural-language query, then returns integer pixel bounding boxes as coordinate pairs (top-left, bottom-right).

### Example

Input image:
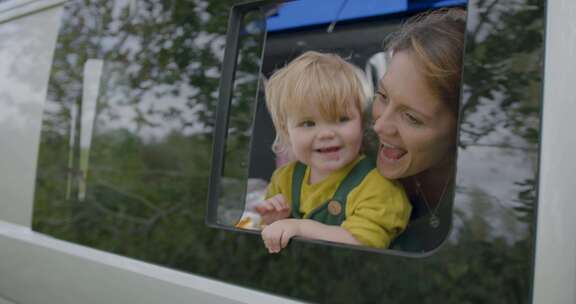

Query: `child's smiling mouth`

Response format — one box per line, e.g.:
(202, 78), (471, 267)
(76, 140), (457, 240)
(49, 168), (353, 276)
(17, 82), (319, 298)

(315, 146), (341, 153)
(314, 146), (343, 160)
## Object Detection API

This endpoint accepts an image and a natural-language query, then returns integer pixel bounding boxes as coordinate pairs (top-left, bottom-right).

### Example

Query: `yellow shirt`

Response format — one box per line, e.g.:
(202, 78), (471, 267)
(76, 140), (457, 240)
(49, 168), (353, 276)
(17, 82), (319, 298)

(266, 156), (411, 248)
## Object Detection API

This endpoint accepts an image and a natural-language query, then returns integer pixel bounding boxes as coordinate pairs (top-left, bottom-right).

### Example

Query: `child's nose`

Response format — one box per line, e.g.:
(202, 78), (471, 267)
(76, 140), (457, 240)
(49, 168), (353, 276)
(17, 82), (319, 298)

(317, 126), (336, 139)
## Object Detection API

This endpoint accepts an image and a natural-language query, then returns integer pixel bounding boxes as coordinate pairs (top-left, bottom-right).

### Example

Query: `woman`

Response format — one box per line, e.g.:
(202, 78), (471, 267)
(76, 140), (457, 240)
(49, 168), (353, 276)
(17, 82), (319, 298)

(371, 8), (466, 252)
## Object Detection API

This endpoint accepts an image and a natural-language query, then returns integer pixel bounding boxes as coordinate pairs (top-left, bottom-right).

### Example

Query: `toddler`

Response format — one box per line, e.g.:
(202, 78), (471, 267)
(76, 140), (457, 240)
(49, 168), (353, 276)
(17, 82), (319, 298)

(256, 51), (411, 253)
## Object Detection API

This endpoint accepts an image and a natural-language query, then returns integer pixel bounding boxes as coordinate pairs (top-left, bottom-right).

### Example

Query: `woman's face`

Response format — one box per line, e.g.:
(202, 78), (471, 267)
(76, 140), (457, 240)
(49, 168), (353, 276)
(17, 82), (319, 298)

(372, 51), (456, 179)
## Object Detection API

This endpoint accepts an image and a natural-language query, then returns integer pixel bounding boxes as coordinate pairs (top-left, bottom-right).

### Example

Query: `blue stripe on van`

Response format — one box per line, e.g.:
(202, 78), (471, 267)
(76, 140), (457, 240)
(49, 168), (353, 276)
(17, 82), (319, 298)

(266, 0), (467, 32)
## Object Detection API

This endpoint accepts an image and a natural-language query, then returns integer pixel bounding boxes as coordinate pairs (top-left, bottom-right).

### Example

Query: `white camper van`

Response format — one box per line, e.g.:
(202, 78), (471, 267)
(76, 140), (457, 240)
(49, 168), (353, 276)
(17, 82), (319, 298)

(0, 0), (574, 303)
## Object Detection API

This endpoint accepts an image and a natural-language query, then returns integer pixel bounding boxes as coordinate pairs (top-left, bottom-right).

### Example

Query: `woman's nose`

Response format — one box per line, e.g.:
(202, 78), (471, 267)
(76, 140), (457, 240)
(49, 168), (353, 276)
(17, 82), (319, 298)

(373, 114), (398, 136)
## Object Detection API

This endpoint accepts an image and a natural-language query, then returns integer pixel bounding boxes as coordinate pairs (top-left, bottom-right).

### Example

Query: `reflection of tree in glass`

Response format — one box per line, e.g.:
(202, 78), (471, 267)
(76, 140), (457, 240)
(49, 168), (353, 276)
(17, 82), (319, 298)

(461, 0), (542, 148)
(34, 0), (260, 260)
(448, 1), (543, 302)
(460, 0), (542, 224)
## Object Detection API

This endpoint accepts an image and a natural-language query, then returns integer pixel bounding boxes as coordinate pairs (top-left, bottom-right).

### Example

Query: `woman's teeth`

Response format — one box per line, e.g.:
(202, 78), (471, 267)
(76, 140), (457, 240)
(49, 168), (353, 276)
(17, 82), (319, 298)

(380, 141), (398, 149)
(380, 144), (406, 160)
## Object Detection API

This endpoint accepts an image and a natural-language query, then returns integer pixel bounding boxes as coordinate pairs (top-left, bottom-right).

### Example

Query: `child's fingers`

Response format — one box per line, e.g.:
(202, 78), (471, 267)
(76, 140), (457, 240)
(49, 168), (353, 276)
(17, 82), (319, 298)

(255, 194), (288, 215)
(254, 201), (274, 214)
(269, 242), (280, 253)
(269, 198), (287, 212)
(271, 233), (282, 253)
(264, 235), (280, 253)
(269, 195), (288, 211)
(261, 233), (271, 252)
(264, 239), (274, 253)
(262, 225), (283, 253)
(254, 204), (267, 214)
(280, 231), (291, 249)
(275, 194), (287, 207)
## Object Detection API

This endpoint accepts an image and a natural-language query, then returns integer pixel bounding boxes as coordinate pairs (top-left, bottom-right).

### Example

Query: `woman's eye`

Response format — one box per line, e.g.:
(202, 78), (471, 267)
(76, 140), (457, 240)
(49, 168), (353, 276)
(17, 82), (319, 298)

(376, 91), (389, 104)
(404, 112), (422, 126)
(339, 116), (350, 123)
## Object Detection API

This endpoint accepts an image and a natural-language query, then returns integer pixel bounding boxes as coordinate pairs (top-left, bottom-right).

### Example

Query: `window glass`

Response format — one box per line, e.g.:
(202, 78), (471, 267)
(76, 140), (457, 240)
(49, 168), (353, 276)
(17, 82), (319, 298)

(33, 0), (257, 262)
(454, 0), (543, 268)
(213, 9), (266, 226)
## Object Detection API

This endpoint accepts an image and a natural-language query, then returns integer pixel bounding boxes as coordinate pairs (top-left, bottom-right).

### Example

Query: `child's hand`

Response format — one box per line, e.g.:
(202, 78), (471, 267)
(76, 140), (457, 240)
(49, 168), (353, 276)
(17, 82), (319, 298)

(254, 194), (290, 225)
(261, 219), (300, 253)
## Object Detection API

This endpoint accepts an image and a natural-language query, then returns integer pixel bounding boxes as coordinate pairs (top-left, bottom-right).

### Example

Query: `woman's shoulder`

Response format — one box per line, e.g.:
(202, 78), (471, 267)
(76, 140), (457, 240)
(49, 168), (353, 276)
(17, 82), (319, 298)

(391, 213), (451, 253)
(390, 187), (454, 253)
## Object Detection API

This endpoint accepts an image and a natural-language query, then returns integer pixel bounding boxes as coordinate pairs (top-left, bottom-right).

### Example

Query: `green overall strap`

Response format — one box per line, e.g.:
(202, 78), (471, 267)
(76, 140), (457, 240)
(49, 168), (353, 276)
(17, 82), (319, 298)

(291, 162), (307, 218)
(306, 157), (375, 225)
(290, 157), (375, 225)
(331, 157), (375, 204)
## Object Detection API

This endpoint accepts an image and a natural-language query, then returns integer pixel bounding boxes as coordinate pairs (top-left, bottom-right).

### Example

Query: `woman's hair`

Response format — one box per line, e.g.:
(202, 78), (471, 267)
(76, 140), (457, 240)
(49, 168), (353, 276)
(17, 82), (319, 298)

(385, 8), (466, 114)
(265, 51), (366, 153)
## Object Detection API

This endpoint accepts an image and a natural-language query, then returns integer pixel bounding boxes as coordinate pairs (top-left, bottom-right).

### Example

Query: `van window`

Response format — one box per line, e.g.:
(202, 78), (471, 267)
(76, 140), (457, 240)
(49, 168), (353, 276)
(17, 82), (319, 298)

(208, 1), (470, 254)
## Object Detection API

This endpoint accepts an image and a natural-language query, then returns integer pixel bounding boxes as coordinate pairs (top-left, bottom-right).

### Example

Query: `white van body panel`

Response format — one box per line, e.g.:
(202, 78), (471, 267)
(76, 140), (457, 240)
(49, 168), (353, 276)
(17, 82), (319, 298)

(532, 0), (576, 303)
(0, 297), (15, 304)
(0, 221), (300, 304)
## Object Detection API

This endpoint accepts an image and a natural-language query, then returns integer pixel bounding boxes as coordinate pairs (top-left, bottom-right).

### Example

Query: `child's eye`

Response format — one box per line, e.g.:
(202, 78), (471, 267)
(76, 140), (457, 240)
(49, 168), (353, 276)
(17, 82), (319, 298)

(403, 112), (422, 126)
(300, 120), (315, 127)
(339, 116), (350, 123)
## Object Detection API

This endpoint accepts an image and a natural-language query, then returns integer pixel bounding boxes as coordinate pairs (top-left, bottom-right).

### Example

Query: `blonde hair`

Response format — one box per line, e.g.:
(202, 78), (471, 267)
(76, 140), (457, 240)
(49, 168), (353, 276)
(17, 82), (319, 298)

(265, 51), (366, 153)
(385, 8), (466, 114)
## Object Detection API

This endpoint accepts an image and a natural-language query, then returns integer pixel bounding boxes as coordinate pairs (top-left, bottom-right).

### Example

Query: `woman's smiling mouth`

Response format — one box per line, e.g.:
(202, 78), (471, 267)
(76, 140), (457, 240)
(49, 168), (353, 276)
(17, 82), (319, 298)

(379, 143), (407, 162)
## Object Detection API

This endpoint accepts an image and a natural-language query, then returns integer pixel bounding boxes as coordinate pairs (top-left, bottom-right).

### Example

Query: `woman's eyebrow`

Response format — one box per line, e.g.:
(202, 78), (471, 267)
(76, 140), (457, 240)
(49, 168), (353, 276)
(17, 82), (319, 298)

(376, 84), (388, 93)
(401, 102), (435, 121)
(407, 106), (433, 121)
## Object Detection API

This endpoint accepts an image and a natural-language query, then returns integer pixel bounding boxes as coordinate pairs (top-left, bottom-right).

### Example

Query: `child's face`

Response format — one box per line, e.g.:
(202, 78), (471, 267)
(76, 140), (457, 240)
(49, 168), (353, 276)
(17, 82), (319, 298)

(286, 105), (363, 182)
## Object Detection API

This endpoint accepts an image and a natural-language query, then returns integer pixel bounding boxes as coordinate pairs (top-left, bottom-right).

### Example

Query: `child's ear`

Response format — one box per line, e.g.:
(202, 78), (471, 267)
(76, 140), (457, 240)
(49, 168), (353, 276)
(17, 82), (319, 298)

(284, 136), (291, 148)
(274, 141), (295, 168)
